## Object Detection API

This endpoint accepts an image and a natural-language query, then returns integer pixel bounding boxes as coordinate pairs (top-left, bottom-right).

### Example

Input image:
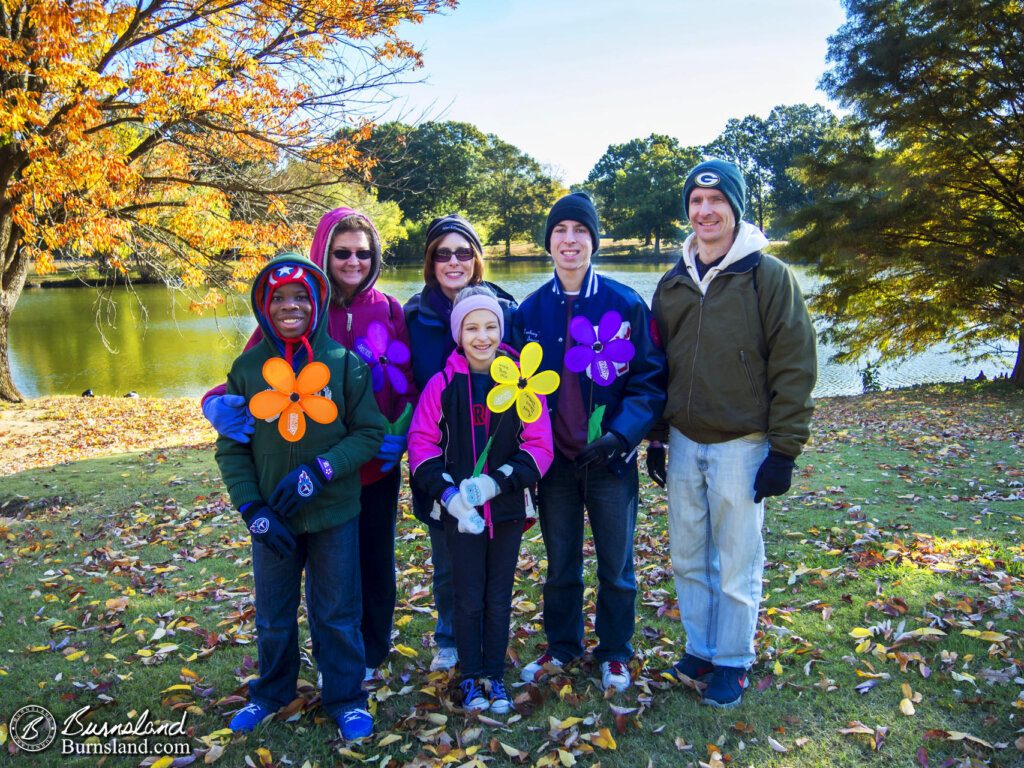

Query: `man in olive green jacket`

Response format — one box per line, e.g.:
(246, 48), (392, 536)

(650, 160), (816, 708)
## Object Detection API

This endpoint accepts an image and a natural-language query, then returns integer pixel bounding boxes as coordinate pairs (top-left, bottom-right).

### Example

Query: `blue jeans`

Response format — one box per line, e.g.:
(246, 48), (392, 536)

(667, 428), (768, 669)
(537, 449), (639, 663)
(308, 471), (400, 669)
(429, 524), (457, 649)
(250, 518), (367, 718)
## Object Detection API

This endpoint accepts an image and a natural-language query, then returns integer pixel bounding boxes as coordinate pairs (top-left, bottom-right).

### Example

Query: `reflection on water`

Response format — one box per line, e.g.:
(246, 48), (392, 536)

(9, 261), (1013, 399)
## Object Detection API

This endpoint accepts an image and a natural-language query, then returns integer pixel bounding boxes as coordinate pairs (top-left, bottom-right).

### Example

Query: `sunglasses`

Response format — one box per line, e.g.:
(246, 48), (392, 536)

(332, 248), (374, 261)
(432, 247), (475, 263)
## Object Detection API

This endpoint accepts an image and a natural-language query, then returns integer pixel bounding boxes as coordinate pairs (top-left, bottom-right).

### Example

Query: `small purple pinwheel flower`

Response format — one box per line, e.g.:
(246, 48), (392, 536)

(564, 310), (635, 386)
(354, 321), (410, 394)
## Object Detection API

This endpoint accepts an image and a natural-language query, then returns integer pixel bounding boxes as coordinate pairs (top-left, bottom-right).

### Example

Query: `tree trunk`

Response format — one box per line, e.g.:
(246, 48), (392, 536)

(0, 213), (28, 403)
(653, 232), (660, 257)
(504, 237), (511, 258)
(1011, 327), (1024, 388)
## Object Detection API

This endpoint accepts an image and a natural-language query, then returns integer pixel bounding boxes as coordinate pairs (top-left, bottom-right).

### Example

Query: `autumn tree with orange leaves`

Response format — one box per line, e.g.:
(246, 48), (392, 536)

(0, 0), (453, 402)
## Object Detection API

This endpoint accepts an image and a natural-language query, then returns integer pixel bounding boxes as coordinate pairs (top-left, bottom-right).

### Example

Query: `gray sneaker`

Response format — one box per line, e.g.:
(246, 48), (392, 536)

(430, 646), (459, 671)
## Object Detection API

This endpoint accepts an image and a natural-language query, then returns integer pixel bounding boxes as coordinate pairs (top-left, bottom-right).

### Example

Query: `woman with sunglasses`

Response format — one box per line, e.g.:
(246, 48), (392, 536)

(201, 207), (416, 683)
(403, 214), (519, 673)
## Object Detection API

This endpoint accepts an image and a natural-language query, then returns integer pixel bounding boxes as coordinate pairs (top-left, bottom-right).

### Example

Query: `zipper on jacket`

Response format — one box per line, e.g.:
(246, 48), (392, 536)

(685, 294), (704, 427)
(739, 349), (762, 405)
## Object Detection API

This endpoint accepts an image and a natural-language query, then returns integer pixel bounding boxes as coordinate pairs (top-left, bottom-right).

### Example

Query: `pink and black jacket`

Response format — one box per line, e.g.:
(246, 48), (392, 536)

(407, 346), (553, 529)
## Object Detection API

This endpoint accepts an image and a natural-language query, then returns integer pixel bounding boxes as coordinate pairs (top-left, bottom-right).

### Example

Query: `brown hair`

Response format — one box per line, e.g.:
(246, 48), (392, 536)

(332, 214), (380, 258)
(423, 235), (484, 289)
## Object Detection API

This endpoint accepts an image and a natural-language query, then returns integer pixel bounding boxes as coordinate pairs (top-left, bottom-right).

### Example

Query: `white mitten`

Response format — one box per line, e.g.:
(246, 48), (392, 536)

(445, 491), (485, 535)
(460, 474), (499, 507)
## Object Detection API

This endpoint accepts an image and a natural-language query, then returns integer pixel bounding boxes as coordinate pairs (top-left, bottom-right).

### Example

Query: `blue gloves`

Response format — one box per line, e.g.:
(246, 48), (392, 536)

(203, 394), (255, 443)
(754, 450), (796, 503)
(268, 459), (332, 517)
(376, 434), (407, 474)
(241, 504), (296, 559)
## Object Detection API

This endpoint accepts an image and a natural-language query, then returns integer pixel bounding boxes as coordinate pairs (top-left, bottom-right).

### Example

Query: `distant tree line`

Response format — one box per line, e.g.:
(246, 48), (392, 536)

(344, 104), (841, 261)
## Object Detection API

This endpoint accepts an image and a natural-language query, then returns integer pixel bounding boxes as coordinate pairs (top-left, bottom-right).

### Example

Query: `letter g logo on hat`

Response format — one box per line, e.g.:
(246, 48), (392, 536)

(695, 171), (721, 187)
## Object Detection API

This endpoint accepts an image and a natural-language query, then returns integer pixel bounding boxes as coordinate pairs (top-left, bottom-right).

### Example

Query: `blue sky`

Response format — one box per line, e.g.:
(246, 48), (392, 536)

(385, 0), (848, 185)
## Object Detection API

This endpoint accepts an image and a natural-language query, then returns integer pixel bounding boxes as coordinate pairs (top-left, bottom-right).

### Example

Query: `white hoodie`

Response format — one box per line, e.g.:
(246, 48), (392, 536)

(680, 221), (770, 295)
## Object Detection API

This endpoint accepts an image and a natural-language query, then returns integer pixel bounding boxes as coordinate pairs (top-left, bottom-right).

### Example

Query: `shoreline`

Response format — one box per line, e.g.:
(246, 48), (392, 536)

(23, 246), (694, 289)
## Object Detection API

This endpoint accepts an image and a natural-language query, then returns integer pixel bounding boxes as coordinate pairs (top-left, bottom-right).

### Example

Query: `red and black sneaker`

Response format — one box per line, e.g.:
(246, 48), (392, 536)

(701, 665), (750, 708)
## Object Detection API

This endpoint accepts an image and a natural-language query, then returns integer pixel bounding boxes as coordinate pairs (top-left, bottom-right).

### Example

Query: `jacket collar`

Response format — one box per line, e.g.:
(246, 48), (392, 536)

(549, 264), (599, 299)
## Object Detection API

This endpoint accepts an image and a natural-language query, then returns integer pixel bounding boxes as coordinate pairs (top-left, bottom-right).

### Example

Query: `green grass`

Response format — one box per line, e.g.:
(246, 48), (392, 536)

(0, 381), (1022, 767)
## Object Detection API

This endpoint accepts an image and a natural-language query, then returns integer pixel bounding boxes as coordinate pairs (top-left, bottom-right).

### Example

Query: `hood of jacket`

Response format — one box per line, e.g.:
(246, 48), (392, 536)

(250, 253), (332, 365)
(309, 207), (382, 301)
(681, 221), (770, 292)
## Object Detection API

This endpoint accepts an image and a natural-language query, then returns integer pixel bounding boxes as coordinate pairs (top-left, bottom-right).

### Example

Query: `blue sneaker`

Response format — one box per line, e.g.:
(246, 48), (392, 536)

(488, 677), (511, 715)
(701, 666), (750, 708)
(663, 653), (714, 682)
(459, 677), (489, 711)
(229, 702), (273, 733)
(337, 707), (373, 741)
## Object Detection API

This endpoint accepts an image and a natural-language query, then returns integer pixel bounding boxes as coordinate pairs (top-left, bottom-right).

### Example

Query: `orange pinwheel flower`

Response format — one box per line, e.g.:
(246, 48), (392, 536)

(249, 358), (338, 442)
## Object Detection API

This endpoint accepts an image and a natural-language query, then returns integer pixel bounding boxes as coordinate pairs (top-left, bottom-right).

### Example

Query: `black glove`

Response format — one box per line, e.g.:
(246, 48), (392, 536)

(241, 504), (296, 559)
(575, 432), (625, 470)
(753, 450), (796, 503)
(646, 442), (666, 487)
(268, 459), (332, 517)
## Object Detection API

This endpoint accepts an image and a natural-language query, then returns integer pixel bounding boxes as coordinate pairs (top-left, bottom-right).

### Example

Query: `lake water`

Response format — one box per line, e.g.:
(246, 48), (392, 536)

(9, 261), (1012, 399)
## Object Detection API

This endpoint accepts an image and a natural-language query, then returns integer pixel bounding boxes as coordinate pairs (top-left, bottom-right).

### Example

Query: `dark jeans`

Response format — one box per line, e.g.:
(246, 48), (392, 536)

(414, 485), (456, 649)
(308, 470), (400, 670)
(251, 517), (366, 718)
(446, 516), (523, 678)
(537, 449), (639, 663)
(358, 469), (400, 667)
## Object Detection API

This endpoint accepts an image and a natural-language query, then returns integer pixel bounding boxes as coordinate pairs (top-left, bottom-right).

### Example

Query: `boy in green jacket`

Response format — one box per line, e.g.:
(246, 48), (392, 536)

(215, 253), (384, 740)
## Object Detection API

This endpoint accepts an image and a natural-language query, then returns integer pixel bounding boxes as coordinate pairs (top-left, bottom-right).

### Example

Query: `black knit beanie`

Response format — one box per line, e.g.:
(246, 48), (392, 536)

(544, 192), (601, 254)
(425, 214), (483, 255)
(683, 159), (746, 222)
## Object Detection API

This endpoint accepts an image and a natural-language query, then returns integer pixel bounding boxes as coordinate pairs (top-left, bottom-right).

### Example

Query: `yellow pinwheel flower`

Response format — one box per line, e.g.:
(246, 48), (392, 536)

(249, 358), (338, 442)
(486, 342), (559, 423)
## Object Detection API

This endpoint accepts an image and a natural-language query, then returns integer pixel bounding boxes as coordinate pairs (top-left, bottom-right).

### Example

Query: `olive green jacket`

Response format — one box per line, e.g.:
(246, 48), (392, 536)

(651, 223), (816, 457)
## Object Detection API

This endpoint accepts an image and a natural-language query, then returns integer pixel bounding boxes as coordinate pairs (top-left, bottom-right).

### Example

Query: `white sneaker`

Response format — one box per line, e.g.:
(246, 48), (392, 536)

(520, 653), (564, 684)
(430, 646), (459, 672)
(601, 660), (631, 692)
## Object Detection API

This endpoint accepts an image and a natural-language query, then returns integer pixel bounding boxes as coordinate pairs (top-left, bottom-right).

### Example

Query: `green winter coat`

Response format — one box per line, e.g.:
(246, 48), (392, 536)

(652, 223), (816, 458)
(215, 254), (385, 534)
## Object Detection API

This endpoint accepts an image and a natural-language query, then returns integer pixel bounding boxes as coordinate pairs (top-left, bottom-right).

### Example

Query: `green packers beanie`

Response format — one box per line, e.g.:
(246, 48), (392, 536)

(683, 159), (746, 222)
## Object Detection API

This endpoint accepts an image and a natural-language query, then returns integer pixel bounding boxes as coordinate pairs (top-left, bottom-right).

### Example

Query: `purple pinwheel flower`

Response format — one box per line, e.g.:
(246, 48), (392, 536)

(564, 310), (635, 385)
(354, 321), (410, 394)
